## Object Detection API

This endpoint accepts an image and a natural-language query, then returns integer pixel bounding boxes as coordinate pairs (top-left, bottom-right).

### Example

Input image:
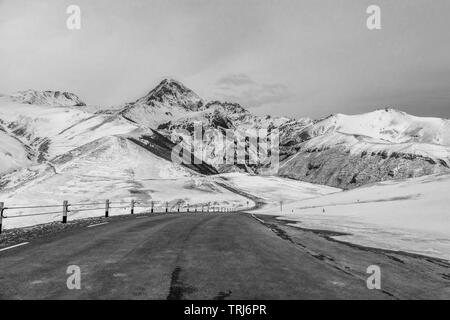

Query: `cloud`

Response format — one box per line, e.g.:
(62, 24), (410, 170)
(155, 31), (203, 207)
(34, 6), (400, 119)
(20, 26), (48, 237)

(214, 73), (293, 108)
(216, 73), (255, 87)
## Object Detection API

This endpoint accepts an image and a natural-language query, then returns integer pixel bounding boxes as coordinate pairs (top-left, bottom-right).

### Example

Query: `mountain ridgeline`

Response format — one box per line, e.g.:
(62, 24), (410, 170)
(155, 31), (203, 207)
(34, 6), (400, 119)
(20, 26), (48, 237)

(119, 79), (450, 189)
(1, 79), (450, 191)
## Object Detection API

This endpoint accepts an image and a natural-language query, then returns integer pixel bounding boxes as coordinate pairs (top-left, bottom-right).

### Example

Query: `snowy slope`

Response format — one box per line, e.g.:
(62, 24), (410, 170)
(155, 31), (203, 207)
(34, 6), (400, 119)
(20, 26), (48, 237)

(310, 109), (450, 144)
(8, 90), (86, 107)
(255, 173), (450, 260)
(0, 135), (249, 229)
(0, 130), (32, 175)
(279, 109), (450, 188)
(0, 91), (249, 229)
(0, 96), (106, 162)
(214, 172), (340, 207)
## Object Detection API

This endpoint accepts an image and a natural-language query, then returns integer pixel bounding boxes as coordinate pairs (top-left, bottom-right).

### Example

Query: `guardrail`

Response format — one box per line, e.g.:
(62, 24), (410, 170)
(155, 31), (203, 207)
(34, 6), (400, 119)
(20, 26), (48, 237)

(0, 200), (237, 234)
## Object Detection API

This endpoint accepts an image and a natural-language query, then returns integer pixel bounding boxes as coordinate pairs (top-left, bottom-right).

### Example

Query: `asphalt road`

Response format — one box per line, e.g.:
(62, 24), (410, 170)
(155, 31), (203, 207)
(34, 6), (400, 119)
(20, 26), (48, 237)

(0, 212), (444, 299)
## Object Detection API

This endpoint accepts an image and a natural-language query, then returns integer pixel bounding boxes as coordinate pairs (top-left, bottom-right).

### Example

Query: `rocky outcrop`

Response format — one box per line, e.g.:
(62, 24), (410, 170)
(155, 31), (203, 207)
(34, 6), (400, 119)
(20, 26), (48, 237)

(278, 146), (450, 189)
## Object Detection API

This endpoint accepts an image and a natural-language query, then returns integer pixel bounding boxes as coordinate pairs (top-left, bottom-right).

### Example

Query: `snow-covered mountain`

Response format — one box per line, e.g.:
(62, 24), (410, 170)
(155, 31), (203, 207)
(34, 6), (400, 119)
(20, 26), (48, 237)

(157, 99), (293, 173)
(7, 90), (86, 107)
(0, 90), (250, 229)
(278, 109), (450, 188)
(122, 80), (450, 188)
(137, 81), (450, 188)
(2, 79), (450, 228)
(119, 79), (204, 128)
(296, 108), (450, 144)
(109, 80), (450, 187)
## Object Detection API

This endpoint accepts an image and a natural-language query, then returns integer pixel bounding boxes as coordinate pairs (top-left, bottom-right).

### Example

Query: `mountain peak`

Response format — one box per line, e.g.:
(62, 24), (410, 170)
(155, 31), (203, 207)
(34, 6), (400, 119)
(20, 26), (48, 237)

(136, 78), (203, 111)
(10, 90), (86, 107)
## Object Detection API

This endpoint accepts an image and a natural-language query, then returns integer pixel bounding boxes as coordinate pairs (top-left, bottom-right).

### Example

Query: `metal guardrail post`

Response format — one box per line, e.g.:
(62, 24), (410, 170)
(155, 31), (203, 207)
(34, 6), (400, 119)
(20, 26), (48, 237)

(0, 202), (4, 234)
(130, 200), (135, 214)
(105, 199), (110, 218)
(62, 200), (68, 223)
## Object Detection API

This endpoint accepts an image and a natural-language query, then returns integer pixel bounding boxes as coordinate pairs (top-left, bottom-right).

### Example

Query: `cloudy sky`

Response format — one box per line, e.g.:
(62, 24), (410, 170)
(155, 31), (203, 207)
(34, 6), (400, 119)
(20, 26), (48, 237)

(1, 0), (449, 119)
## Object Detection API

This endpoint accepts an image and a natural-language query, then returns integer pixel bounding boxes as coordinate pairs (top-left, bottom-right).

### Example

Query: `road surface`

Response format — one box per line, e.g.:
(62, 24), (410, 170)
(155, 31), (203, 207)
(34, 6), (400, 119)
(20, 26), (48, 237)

(0, 213), (448, 299)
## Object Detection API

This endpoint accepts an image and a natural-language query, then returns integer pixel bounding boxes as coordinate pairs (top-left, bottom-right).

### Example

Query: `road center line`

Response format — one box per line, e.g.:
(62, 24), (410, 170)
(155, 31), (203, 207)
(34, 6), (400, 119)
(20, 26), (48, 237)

(136, 216), (149, 219)
(87, 222), (109, 228)
(0, 242), (29, 252)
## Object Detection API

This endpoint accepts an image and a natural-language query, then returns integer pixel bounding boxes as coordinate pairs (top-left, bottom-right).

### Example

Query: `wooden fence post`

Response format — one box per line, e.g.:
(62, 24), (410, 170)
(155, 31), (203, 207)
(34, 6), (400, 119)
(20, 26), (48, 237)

(165, 202), (168, 213)
(151, 201), (154, 213)
(130, 200), (135, 214)
(105, 199), (110, 218)
(62, 200), (68, 223)
(187, 204), (190, 213)
(0, 202), (4, 234)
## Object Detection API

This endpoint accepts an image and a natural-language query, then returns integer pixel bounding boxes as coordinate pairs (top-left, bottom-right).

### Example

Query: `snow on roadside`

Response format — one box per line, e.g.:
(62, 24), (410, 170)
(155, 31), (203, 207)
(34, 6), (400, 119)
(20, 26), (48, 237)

(259, 173), (450, 261)
(218, 172), (450, 261)
(214, 172), (340, 210)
